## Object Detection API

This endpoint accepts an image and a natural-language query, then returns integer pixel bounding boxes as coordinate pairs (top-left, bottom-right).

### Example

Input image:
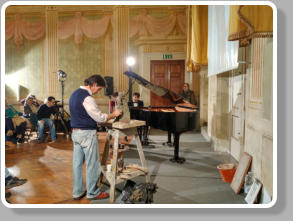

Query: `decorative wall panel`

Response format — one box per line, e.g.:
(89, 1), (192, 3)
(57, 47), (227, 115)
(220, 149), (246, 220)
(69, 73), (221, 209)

(46, 8), (59, 98)
(58, 37), (103, 100)
(250, 38), (264, 102)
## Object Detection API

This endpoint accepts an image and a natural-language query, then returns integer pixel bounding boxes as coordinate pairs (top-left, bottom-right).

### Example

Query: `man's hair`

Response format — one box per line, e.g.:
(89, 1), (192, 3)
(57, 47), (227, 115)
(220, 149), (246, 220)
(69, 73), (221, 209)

(133, 92), (140, 98)
(112, 92), (119, 97)
(84, 75), (106, 87)
(184, 83), (190, 88)
(48, 96), (55, 102)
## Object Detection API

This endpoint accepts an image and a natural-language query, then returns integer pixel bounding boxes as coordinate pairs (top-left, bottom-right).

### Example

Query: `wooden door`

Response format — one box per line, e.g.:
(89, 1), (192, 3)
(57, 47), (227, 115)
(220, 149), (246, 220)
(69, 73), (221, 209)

(150, 60), (185, 106)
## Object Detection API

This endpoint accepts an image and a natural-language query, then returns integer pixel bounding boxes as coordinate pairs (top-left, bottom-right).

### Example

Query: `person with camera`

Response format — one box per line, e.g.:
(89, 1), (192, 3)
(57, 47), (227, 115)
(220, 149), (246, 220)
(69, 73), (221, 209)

(69, 75), (121, 201)
(37, 96), (57, 144)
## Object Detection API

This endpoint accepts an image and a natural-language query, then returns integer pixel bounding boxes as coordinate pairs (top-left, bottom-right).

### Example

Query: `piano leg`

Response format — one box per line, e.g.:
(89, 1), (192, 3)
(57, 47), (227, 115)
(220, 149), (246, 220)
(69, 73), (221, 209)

(137, 126), (149, 145)
(163, 131), (173, 147)
(169, 132), (185, 164)
(142, 126), (149, 145)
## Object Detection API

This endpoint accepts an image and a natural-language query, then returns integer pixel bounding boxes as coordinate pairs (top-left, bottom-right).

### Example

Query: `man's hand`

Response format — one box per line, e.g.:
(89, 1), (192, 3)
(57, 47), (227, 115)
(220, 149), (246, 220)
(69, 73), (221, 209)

(112, 109), (122, 117)
(107, 109), (122, 121)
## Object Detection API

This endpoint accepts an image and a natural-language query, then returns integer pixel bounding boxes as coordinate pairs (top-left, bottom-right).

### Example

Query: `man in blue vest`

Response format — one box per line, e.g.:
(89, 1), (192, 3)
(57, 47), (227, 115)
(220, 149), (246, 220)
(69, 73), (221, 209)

(69, 75), (121, 201)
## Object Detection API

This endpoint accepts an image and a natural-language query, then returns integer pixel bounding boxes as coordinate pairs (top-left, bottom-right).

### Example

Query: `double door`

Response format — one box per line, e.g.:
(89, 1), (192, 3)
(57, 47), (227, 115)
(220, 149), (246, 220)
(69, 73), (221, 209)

(150, 60), (185, 107)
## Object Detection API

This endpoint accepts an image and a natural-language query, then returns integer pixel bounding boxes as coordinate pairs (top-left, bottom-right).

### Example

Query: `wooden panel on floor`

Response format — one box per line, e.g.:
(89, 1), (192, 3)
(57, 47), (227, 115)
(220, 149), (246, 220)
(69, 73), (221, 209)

(230, 152), (252, 194)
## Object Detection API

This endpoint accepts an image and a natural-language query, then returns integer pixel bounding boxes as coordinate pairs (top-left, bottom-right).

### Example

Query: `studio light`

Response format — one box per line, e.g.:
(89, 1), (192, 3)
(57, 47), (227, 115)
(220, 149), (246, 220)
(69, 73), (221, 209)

(126, 56), (136, 67)
(58, 69), (67, 82)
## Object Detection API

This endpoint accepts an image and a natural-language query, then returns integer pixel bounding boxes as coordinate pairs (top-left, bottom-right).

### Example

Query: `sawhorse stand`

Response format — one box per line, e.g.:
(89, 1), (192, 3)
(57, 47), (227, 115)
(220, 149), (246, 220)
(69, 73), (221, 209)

(99, 120), (151, 203)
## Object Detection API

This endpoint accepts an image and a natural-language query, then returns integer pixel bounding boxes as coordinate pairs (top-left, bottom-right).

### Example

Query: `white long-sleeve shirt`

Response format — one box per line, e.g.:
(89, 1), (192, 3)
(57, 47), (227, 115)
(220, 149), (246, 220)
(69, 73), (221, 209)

(80, 86), (108, 123)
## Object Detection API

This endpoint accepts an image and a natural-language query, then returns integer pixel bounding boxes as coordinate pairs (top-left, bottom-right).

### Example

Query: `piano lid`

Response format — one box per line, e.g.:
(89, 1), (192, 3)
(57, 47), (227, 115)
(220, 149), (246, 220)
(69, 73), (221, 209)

(124, 71), (192, 106)
(124, 71), (168, 96)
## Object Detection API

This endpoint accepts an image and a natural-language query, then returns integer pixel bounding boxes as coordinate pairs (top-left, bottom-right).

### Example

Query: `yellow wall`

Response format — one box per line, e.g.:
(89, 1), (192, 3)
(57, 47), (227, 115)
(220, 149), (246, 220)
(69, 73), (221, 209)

(5, 38), (44, 102)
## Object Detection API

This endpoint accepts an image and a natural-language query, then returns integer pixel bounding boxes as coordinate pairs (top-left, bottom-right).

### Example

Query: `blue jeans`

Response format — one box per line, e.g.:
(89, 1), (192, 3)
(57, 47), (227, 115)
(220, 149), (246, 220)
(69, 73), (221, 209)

(72, 130), (101, 199)
(30, 113), (38, 128)
(37, 118), (56, 141)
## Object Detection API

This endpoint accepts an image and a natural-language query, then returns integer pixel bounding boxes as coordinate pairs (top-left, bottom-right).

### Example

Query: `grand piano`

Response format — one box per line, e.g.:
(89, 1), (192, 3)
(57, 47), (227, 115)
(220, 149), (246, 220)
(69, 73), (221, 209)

(124, 71), (198, 164)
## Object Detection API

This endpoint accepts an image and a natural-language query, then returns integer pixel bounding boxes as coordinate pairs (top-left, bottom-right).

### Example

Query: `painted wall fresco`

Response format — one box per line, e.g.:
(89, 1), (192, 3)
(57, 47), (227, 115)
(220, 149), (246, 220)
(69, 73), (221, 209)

(58, 14), (104, 100)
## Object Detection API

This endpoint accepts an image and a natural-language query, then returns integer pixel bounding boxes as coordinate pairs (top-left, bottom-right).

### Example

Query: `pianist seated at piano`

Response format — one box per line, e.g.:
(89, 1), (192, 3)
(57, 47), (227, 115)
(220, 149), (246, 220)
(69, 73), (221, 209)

(128, 92), (144, 117)
(128, 92), (148, 144)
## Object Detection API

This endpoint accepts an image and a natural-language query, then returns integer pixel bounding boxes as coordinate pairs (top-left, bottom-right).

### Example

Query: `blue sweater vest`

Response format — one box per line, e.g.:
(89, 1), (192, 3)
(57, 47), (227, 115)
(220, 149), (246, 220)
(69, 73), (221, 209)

(69, 88), (97, 130)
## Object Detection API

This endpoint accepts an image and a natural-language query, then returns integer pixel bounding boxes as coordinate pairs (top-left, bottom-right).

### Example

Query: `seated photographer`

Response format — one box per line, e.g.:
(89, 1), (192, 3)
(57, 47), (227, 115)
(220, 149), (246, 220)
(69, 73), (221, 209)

(37, 96), (57, 143)
(5, 99), (27, 143)
(23, 95), (38, 130)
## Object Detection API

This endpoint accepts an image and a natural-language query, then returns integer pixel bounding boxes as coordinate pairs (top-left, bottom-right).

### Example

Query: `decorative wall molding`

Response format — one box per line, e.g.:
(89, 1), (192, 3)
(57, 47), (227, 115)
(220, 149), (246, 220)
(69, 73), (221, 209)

(45, 9), (59, 98)
(129, 9), (186, 38)
(135, 35), (186, 46)
(57, 12), (112, 45)
(5, 13), (45, 46)
(113, 6), (129, 91)
(250, 38), (264, 102)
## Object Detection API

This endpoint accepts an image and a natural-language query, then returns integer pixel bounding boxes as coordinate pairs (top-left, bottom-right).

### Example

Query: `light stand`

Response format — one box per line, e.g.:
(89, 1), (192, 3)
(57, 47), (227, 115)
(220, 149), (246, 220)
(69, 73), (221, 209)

(57, 70), (70, 136)
(128, 67), (133, 102)
(126, 57), (136, 102)
(58, 70), (67, 118)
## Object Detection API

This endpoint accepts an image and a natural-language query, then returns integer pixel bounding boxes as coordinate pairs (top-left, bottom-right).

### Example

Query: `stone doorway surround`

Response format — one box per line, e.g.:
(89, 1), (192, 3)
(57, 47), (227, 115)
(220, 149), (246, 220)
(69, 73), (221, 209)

(134, 36), (189, 106)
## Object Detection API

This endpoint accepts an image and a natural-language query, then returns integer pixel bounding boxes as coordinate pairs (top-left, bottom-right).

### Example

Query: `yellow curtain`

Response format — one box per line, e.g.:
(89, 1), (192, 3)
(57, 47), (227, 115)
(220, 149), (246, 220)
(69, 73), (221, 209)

(186, 5), (208, 72)
(228, 5), (273, 44)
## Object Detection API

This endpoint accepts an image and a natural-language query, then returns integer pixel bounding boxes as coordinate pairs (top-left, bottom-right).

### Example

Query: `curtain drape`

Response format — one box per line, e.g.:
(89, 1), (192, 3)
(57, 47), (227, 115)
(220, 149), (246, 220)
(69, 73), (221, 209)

(228, 5), (273, 45)
(186, 5), (208, 72)
(5, 14), (45, 46)
(58, 12), (112, 45)
(129, 9), (186, 38)
(208, 6), (239, 76)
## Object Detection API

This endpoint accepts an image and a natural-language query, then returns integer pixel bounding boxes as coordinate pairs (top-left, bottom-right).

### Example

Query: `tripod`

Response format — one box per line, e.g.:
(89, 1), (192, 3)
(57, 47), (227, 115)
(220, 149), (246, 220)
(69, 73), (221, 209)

(56, 79), (71, 137)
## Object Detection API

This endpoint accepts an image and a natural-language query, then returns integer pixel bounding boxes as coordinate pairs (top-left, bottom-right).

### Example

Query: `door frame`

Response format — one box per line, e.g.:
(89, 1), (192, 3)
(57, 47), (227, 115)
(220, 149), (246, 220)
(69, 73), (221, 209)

(150, 59), (185, 106)
(138, 52), (189, 106)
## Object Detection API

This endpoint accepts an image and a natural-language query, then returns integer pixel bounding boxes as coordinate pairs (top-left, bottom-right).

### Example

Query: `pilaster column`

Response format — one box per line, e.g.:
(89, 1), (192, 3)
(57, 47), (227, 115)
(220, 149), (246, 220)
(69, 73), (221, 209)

(104, 26), (114, 78)
(45, 6), (59, 98)
(113, 6), (129, 91)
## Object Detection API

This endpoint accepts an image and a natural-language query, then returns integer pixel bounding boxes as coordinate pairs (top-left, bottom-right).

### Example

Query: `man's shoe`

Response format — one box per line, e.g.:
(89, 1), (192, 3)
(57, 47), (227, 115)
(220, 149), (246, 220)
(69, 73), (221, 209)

(5, 177), (27, 189)
(6, 130), (14, 136)
(17, 137), (24, 143)
(87, 192), (109, 200)
(49, 140), (58, 144)
(37, 139), (44, 144)
(73, 191), (87, 200)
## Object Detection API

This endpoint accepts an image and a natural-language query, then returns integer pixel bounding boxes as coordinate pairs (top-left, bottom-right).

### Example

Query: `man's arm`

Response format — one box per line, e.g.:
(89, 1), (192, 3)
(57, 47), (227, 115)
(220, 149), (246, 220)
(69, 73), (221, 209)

(83, 96), (121, 123)
(190, 91), (196, 105)
(139, 100), (144, 107)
